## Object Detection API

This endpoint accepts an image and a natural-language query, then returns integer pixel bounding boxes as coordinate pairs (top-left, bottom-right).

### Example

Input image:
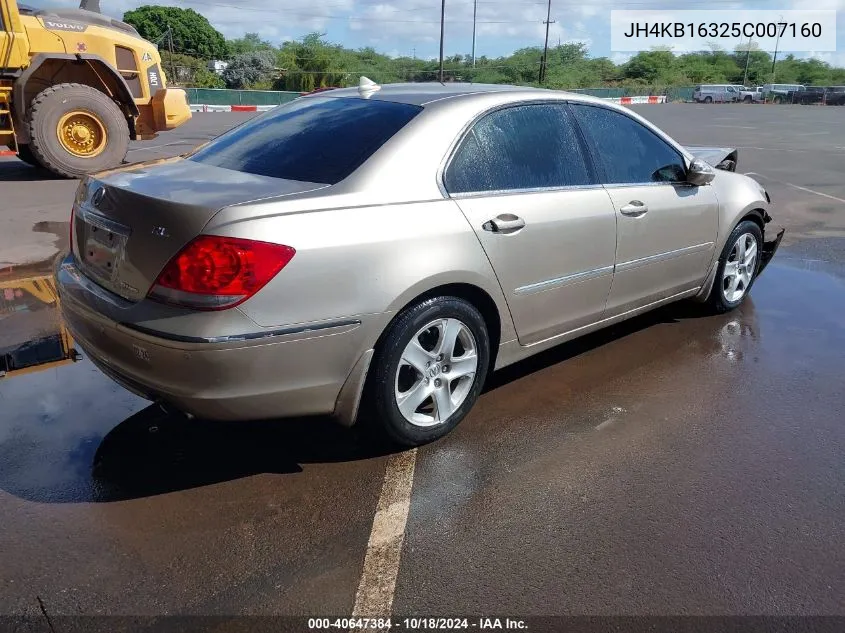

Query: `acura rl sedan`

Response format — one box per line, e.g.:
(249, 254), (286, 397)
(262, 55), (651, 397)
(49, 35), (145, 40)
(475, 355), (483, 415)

(57, 81), (784, 446)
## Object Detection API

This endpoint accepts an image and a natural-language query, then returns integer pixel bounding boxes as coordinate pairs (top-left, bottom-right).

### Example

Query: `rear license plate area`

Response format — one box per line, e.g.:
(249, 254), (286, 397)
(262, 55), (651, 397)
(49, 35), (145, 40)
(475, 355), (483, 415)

(82, 220), (127, 282)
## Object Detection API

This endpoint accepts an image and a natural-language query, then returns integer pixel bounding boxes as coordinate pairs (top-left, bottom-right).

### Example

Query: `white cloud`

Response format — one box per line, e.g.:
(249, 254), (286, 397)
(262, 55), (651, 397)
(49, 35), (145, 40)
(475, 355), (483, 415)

(24, 0), (845, 62)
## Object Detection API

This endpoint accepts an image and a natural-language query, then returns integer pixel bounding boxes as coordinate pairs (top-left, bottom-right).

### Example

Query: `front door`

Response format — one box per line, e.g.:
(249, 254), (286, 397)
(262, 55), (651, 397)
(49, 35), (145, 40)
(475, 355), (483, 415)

(569, 103), (719, 316)
(443, 102), (617, 346)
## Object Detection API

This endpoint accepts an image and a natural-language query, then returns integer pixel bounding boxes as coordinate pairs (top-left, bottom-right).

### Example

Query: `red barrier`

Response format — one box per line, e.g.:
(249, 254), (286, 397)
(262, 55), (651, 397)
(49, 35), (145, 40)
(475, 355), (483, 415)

(231, 105), (258, 112)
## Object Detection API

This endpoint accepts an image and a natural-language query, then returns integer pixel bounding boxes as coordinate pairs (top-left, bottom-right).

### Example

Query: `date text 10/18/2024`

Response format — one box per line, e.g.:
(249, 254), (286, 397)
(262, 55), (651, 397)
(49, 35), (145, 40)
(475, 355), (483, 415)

(308, 618), (528, 630)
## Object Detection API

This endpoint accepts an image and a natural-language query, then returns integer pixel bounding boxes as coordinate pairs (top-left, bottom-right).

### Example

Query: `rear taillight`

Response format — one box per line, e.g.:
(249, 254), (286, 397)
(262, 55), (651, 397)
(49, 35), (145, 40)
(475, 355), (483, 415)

(148, 235), (295, 310)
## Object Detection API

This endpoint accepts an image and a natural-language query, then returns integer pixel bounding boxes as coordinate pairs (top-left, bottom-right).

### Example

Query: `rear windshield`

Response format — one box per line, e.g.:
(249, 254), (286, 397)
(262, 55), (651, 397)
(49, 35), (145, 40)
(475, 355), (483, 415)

(187, 96), (422, 185)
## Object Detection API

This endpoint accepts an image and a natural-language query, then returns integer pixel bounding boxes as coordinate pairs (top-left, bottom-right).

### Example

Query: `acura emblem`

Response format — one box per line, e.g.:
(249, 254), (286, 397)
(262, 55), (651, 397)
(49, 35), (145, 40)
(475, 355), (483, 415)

(91, 187), (106, 207)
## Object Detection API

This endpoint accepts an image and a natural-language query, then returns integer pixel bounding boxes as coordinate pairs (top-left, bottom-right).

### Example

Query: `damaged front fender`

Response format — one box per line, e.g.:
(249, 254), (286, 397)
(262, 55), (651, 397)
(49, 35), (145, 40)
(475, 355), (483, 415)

(758, 227), (786, 277)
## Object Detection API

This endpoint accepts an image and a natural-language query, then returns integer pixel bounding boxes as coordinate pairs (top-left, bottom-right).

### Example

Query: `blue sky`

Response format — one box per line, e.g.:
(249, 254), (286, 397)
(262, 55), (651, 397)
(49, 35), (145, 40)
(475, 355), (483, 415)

(28, 0), (845, 65)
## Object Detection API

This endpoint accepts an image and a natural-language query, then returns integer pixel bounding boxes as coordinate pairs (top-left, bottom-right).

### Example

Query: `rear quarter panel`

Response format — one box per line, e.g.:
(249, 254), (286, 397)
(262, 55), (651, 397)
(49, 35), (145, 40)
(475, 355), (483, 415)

(204, 199), (517, 351)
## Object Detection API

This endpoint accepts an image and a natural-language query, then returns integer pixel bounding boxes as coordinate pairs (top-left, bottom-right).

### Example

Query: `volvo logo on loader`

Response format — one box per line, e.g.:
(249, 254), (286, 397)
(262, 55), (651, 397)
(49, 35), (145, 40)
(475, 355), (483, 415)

(43, 20), (86, 32)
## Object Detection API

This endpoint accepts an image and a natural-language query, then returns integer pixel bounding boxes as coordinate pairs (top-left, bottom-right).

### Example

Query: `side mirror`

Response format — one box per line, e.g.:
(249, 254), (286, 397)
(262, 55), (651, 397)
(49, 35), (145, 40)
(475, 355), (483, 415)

(686, 158), (715, 186)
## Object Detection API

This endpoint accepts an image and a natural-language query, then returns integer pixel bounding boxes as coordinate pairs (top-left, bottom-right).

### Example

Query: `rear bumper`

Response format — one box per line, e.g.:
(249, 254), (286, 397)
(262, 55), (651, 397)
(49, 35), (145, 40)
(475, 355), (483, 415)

(55, 256), (373, 422)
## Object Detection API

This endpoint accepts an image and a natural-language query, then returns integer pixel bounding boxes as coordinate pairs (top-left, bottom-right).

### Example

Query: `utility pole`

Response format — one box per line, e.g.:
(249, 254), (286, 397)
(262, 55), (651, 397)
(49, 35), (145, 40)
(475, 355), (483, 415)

(439, 0), (446, 82)
(166, 24), (177, 86)
(771, 14), (783, 79)
(742, 36), (752, 86)
(471, 0), (477, 67)
(539, 0), (553, 84)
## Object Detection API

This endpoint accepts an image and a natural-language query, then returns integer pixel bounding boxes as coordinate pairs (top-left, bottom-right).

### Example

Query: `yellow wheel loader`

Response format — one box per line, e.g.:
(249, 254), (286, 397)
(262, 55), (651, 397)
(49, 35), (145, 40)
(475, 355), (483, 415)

(0, 0), (191, 177)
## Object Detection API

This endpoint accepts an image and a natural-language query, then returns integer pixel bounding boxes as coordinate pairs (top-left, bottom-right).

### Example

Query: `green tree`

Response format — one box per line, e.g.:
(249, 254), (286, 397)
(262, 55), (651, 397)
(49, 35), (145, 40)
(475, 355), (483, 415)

(228, 33), (275, 56)
(156, 52), (226, 88)
(622, 49), (677, 82)
(123, 6), (228, 60)
(277, 33), (353, 91)
(222, 51), (276, 89)
(193, 68), (225, 88)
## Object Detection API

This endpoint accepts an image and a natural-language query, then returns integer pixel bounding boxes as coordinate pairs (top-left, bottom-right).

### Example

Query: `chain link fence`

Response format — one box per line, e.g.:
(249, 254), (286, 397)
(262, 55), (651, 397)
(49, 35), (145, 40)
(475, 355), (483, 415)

(569, 86), (695, 102)
(185, 88), (301, 106)
(185, 86), (697, 105)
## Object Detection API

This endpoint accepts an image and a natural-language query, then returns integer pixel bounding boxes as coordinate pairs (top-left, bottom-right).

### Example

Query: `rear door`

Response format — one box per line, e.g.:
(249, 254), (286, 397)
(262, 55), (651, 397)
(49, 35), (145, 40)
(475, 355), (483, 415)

(569, 103), (719, 316)
(445, 102), (617, 346)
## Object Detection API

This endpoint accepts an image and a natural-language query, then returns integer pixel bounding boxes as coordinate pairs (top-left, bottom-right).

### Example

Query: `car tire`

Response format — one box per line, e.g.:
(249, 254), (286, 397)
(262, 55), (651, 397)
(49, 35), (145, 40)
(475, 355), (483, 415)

(28, 83), (130, 178)
(744, 96), (752, 103)
(706, 220), (764, 314)
(704, 96), (713, 103)
(364, 296), (490, 447)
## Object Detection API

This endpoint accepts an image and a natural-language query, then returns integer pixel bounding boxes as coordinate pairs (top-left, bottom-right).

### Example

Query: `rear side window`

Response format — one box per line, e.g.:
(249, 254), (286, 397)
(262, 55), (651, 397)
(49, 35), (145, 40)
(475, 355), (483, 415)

(444, 103), (593, 194)
(187, 97), (422, 184)
(570, 104), (686, 185)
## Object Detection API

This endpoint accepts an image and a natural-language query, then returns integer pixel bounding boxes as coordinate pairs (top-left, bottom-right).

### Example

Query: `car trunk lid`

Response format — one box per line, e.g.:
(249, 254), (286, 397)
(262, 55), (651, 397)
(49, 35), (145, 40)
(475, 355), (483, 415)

(72, 158), (327, 302)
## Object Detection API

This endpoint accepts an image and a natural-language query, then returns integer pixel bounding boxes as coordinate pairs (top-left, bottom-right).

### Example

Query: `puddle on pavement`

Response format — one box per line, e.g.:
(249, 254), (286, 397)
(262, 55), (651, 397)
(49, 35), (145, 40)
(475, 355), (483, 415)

(409, 255), (845, 518)
(0, 257), (843, 506)
(0, 260), (79, 380)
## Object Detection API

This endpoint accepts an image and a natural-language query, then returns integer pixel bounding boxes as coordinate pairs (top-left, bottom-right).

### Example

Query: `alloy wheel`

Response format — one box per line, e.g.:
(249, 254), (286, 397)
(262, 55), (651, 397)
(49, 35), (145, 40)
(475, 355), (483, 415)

(394, 318), (478, 427)
(722, 232), (758, 303)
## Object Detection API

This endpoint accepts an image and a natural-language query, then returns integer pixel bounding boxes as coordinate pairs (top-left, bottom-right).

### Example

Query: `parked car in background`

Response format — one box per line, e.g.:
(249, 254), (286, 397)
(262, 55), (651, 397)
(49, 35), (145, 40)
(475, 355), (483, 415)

(738, 86), (764, 103)
(56, 81), (784, 447)
(694, 84), (740, 103)
(788, 86), (827, 104)
(823, 86), (845, 105)
(762, 83), (805, 103)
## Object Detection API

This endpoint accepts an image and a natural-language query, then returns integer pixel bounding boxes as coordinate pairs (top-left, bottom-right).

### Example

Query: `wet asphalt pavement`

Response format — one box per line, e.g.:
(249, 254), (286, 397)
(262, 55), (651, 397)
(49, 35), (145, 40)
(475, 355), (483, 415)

(1, 104), (844, 622)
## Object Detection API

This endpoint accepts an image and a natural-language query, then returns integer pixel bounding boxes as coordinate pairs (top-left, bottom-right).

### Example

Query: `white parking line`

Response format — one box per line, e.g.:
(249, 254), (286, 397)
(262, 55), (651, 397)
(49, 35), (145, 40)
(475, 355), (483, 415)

(351, 448), (418, 620)
(747, 172), (845, 205)
(738, 146), (812, 153)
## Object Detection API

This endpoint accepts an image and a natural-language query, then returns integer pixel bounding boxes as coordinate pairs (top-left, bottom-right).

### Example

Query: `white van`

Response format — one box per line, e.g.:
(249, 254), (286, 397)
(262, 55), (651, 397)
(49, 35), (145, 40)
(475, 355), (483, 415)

(693, 85), (740, 103)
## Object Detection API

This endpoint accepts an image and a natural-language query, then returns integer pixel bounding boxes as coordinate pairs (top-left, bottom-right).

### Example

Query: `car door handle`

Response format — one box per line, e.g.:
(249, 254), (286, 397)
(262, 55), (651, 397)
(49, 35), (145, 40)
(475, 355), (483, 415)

(482, 214), (526, 234)
(619, 201), (648, 217)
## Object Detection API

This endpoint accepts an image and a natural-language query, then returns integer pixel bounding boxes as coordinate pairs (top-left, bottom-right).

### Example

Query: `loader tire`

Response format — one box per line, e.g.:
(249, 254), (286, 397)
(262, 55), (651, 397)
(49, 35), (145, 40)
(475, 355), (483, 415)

(16, 145), (41, 168)
(28, 83), (130, 179)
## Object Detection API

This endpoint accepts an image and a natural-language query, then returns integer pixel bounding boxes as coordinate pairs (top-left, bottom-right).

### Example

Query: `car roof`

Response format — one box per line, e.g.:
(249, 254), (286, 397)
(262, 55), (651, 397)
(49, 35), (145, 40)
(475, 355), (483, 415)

(303, 81), (569, 107)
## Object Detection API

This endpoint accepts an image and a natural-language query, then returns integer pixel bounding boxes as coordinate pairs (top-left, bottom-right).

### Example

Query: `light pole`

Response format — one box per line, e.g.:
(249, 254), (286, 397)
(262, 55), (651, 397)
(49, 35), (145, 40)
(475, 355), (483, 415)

(471, 0), (477, 68)
(771, 14), (783, 79)
(439, 0), (446, 82)
(742, 35), (752, 86)
(539, 0), (553, 84)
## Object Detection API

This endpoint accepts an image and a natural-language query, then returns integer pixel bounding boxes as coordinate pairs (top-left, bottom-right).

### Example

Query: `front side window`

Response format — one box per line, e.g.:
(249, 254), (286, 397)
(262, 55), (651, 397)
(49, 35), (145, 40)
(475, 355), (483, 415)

(570, 104), (687, 185)
(188, 96), (422, 185)
(444, 103), (593, 194)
